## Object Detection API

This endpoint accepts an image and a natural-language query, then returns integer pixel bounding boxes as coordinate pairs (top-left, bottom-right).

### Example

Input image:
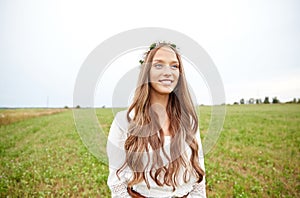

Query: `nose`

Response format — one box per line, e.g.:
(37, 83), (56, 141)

(162, 65), (172, 76)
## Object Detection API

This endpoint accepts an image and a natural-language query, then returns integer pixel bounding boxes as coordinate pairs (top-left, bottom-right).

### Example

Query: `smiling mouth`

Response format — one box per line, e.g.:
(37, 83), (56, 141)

(159, 79), (173, 85)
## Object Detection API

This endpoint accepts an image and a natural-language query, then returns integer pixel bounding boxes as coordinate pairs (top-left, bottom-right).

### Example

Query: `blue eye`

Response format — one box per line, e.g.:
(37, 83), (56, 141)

(171, 65), (179, 69)
(154, 64), (163, 69)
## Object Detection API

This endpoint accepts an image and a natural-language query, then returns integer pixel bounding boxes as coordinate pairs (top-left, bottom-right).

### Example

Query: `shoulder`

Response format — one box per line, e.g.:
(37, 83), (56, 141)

(111, 109), (135, 132)
(112, 110), (129, 132)
(107, 110), (130, 144)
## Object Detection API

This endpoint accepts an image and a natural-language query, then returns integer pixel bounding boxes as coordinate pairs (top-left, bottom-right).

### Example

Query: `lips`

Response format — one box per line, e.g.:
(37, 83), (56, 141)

(159, 79), (173, 85)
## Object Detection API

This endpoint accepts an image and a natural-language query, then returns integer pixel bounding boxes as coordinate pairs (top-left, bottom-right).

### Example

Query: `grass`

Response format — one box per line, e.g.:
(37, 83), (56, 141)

(0, 109), (110, 197)
(204, 104), (299, 197)
(0, 104), (299, 197)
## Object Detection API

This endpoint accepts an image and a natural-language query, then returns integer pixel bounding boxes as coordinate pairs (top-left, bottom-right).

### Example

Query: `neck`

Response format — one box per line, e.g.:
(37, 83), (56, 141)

(150, 91), (171, 136)
(150, 91), (169, 108)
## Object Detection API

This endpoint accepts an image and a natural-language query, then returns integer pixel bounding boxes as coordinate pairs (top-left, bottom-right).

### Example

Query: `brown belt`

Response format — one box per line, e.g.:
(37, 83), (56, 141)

(128, 187), (189, 198)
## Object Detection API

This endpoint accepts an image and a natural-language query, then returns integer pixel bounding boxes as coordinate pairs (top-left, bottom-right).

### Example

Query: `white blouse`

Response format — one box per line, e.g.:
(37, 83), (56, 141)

(107, 110), (206, 198)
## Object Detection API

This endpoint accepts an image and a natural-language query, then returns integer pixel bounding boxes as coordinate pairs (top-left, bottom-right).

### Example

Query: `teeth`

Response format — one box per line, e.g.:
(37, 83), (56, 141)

(160, 80), (172, 85)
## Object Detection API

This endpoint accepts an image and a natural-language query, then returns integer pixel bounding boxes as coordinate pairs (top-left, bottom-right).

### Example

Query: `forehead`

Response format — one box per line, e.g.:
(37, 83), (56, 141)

(152, 47), (178, 62)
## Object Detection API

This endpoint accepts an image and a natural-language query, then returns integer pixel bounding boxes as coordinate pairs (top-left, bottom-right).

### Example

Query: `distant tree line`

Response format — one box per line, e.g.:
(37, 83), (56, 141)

(234, 97), (300, 105)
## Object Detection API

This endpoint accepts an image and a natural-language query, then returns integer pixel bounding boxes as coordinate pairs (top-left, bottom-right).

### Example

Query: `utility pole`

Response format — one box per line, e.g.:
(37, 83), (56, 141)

(47, 96), (49, 108)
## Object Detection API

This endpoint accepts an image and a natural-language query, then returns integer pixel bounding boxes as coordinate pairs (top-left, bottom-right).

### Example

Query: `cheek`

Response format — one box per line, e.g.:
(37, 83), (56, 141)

(173, 72), (180, 88)
(149, 69), (158, 81)
(174, 71), (180, 81)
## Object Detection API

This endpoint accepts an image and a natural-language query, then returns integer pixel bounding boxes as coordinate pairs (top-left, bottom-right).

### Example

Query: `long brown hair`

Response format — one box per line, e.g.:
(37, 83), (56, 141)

(117, 43), (204, 195)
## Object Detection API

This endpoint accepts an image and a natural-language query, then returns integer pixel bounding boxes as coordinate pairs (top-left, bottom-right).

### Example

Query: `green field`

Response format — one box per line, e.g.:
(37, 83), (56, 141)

(0, 104), (299, 197)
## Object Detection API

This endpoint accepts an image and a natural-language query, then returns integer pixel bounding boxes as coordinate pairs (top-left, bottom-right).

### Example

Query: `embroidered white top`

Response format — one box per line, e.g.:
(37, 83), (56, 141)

(107, 110), (206, 198)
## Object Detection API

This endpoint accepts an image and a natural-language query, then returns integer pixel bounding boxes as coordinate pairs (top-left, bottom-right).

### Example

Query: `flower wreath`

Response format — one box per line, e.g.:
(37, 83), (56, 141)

(139, 42), (178, 65)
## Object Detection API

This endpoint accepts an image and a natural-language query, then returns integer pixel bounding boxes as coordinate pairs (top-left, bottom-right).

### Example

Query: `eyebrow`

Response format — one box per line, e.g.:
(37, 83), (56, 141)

(152, 59), (179, 64)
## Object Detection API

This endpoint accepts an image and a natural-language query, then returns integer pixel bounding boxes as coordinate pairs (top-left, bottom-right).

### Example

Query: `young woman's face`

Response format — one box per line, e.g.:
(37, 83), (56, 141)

(149, 46), (180, 95)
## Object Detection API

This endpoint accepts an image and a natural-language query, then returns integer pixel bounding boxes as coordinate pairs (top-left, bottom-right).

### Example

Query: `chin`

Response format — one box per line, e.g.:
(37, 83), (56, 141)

(155, 87), (175, 95)
(150, 83), (176, 95)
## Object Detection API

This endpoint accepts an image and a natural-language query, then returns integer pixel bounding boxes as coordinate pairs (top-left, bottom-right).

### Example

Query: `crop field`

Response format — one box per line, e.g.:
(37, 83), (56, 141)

(0, 108), (66, 125)
(0, 104), (299, 197)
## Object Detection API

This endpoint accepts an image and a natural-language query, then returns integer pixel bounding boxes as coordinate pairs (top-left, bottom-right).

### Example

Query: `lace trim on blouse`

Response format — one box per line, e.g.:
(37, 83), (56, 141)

(111, 182), (130, 198)
(190, 181), (206, 196)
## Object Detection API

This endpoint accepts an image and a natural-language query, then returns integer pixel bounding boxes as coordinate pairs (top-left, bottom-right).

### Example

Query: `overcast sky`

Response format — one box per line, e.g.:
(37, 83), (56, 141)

(0, 0), (299, 107)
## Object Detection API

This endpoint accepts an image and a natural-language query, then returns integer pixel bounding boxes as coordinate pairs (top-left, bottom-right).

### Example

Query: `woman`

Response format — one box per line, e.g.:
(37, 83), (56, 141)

(107, 42), (206, 197)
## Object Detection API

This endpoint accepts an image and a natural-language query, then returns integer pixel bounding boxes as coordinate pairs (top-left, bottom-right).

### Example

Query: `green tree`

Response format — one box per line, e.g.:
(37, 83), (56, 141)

(249, 98), (254, 104)
(263, 97), (270, 104)
(293, 98), (297, 103)
(272, 97), (280, 104)
(240, 98), (245, 104)
(256, 99), (262, 104)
